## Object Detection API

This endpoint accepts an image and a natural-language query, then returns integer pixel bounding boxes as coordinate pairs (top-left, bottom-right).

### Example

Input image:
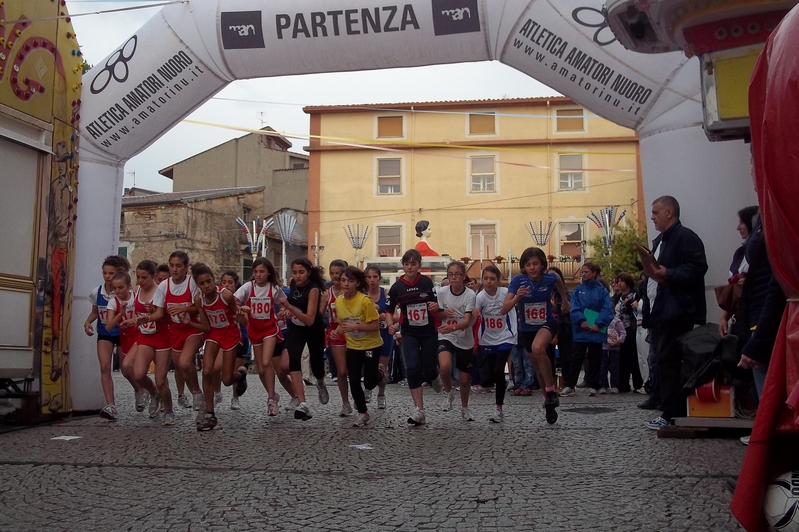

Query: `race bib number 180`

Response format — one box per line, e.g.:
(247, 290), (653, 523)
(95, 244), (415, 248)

(250, 297), (271, 320)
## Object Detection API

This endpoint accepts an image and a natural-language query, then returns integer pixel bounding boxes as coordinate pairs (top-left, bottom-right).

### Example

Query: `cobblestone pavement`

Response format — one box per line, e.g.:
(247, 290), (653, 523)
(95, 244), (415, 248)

(0, 373), (746, 532)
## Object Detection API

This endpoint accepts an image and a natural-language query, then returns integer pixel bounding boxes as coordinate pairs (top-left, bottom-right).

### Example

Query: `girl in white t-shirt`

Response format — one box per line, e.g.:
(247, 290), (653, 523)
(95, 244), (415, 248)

(474, 265), (518, 423)
(436, 261), (477, 421)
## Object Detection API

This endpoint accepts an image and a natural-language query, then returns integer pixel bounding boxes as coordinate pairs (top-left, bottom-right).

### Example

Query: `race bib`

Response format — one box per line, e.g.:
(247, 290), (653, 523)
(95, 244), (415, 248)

(524, 302), (547, 326)
(484, 314), (504, 330)
(166, 302), (186, 324)
(344, 317), (365, 339)
(138, 312), (156, 335)
(206, 309), (229, 329)
(250, 297), (271, 320)
(98, 305), (108, 325)
(407, 303), (428, 326)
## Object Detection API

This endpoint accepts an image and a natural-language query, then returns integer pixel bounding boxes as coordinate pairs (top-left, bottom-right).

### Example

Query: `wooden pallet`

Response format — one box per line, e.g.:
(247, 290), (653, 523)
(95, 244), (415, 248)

(657, 417), (754, 439)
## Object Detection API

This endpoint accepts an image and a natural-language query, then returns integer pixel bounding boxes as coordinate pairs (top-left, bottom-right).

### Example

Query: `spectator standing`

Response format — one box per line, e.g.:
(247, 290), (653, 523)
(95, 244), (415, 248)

(639, 196), (708, 430)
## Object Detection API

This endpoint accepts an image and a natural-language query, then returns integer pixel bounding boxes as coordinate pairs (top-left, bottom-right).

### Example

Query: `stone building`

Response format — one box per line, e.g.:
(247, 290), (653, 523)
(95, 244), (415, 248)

(158, 127), (309, 215)
(120, 187), (307, 279)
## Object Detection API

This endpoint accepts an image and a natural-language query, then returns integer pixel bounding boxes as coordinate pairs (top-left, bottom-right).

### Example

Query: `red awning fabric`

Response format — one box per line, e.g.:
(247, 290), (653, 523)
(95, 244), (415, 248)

(732, 6), (799, 531)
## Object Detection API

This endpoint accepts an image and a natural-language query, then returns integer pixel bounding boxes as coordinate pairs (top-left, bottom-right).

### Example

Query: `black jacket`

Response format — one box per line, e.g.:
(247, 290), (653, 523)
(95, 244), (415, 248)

(735, 216), (773, 329)
(642, 221), (708, 328)
(741, 273), (786, 365)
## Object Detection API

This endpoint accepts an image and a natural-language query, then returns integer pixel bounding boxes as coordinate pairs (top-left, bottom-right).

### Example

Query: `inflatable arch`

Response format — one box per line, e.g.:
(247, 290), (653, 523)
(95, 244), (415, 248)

(74, 0), (756, 409)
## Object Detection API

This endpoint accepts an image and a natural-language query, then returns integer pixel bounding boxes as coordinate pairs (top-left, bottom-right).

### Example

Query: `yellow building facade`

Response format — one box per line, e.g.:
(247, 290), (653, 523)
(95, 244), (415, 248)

(305, 97), (642, 276)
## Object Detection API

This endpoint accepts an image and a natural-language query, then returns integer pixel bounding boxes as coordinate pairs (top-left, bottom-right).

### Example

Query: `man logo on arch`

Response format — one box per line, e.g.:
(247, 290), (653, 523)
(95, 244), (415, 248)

(432, 0), (481, 36)
(221, 11), (265, 49)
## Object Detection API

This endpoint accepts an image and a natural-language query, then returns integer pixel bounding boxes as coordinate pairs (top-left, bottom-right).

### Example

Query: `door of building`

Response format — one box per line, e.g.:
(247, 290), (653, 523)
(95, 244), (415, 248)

(0, 136), (47, 381)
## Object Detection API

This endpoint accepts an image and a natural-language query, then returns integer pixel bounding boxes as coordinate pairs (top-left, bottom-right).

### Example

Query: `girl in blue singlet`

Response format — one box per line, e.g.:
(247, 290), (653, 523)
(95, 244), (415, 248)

(84, 255), (131, 421)
(502, 247), (569, 425)
(365, 265), (393, 409)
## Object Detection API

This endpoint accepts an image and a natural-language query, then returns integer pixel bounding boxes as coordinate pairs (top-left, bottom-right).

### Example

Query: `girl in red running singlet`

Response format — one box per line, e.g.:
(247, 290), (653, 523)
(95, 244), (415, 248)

(132, 260), (174, 426)
(326, 259), (352, 416)
(141, 251), (205, 419)
(233, 257), (286, 416)
(104, 272), (144, 410)
(183, 264), (248, 432)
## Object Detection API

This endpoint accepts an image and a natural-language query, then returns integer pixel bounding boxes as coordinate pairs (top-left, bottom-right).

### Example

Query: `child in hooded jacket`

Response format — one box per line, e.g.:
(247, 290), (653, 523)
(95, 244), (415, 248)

(599, 316), (627, 393)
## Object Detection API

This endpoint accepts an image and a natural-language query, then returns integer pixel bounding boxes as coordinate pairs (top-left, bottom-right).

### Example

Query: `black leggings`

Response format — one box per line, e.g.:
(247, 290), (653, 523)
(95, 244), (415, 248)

(618, 328), (643, 392)
(483, 348), (511, 406)
(285, 324), (326, 379)
(346, 347), (382, 414)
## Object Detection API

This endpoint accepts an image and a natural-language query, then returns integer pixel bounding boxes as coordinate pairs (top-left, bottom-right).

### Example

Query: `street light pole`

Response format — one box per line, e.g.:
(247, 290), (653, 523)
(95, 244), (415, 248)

(275, 211), (297, 286)
(311, 231), (324, 267)
(344, 224), (369, 267)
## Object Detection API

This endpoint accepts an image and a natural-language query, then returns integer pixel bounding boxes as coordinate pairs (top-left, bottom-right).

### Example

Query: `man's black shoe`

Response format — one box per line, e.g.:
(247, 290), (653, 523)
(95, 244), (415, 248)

(637, 399), (660, 410)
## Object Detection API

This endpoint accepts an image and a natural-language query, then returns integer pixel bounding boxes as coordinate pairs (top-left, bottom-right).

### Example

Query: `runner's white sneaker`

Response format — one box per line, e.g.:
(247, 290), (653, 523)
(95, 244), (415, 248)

(441, 391), (455, 411)
(364, 388), (372, 403)
(230, 396), (241, 410)
(177, 394), (191, 409)
(294, 402), (312, 421)
(267, 394), (280, 416)
(431, 376), (443, 394)
(377, 395), (387, 409)
(489, 409), (504, 423)
(286, 396), (300, 411)
(340, 403), (353, 417)
(214, 392), (223, 406)
(148, 394), (161, 418)
(99, 404), (117, 421)
(461, 407), (475, 421)
(352, 412), (370, 427)
(162, 411), (175, 426)
(407, 407), (426, 426)
(192, 392), (204, 411)
(135, 391), (148, 412)
(317, 381), (329, 405)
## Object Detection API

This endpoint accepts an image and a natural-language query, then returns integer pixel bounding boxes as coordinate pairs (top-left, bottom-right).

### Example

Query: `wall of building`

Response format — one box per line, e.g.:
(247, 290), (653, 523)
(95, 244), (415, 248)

(169, 133), (308, 218)
(311, 100), (640, 269)
(120, 192), (265, 278)
(271, 168), (309, 214)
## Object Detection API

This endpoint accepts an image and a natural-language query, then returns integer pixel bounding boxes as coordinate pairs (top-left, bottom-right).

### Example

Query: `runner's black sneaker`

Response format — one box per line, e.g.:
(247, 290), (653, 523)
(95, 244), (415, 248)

(544, 390), (559, 424)
(235, 366), (248, 397)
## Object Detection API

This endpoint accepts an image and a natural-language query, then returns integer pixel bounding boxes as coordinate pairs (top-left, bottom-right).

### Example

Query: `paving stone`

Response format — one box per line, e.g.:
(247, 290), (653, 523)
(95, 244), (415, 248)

(0, 373), (746, 531)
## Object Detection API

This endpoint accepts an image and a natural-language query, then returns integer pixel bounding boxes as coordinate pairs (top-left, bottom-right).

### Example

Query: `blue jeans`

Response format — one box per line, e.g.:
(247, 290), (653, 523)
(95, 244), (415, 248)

(471, 347), (492, 387)
(753, 364), (768, 402)
(512, 345), (535, 389)
(599, 349), (620, 389)
(401, 334), (438, 390)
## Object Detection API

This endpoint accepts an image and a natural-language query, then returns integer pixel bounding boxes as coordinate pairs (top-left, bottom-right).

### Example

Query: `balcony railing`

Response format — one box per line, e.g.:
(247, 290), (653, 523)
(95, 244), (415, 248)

(464, 258), (583, 285)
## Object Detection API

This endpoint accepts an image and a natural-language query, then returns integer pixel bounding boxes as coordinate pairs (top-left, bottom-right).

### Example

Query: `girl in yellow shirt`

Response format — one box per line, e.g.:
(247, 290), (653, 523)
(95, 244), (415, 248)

(331, 267), (384, 427)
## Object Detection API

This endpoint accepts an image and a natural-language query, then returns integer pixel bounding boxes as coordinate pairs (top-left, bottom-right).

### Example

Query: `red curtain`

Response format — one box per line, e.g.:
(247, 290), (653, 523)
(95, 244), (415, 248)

(731, 6), (799, 531)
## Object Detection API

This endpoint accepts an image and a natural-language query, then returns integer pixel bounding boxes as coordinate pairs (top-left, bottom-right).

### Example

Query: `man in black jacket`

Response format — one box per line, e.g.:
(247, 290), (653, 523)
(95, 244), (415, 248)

(640, 196), (709, 429)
